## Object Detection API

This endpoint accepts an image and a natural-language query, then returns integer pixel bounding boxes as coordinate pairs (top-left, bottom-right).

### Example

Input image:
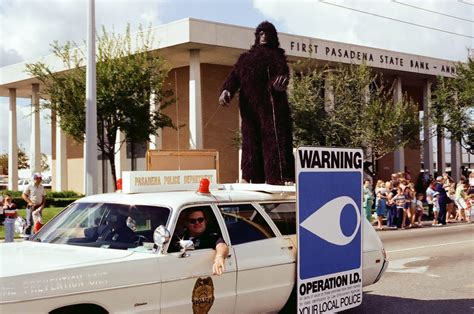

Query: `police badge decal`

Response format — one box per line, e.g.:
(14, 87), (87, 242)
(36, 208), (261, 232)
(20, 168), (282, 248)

(192, 277), (215, 314)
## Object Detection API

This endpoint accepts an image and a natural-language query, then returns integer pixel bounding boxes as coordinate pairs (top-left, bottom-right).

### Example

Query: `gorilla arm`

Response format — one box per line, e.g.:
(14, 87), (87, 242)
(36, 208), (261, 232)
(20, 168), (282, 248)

(219, 55), (246, 106)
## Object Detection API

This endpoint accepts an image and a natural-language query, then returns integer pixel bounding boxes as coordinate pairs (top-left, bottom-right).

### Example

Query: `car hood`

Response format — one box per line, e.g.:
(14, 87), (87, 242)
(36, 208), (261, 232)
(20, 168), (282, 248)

(0, 241), (134, 278)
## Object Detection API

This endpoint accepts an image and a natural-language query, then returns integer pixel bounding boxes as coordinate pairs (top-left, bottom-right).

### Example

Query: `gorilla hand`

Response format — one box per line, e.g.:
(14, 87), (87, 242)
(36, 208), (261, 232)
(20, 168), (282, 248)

(219, 90), (231, 106)
(272, 75), (288, 91)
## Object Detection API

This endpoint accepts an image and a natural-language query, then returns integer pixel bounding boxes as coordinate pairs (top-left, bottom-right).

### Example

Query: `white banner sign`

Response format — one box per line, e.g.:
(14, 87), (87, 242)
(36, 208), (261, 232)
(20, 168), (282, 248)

(122, 170), (217, 193)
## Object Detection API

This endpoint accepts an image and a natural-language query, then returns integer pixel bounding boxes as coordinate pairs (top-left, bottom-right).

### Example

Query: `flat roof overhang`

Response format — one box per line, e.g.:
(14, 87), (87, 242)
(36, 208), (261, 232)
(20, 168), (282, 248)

(0, 18), (458, 98)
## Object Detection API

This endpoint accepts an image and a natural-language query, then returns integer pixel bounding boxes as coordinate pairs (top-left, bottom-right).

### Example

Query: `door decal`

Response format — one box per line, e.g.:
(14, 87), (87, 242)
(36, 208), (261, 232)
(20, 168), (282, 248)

(192, 276), (215, 314)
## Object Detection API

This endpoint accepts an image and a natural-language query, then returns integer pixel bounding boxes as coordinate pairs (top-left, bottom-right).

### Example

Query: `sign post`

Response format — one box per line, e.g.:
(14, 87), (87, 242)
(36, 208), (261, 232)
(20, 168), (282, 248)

(297, 147), (363, 313)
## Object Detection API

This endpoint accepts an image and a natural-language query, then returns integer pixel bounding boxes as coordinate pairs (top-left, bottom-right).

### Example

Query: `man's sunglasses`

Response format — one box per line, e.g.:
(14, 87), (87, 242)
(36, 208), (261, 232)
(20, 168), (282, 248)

(188, 217), (205, 225)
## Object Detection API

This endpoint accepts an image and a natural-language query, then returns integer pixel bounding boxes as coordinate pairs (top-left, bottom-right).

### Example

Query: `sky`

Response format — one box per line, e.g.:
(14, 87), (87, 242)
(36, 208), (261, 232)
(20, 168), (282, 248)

(0, 0), (473, 155)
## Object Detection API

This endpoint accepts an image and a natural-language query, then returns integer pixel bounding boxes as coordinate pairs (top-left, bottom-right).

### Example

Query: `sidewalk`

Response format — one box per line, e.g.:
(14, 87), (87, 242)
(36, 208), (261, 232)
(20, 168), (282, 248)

(371, 216), (472, 231)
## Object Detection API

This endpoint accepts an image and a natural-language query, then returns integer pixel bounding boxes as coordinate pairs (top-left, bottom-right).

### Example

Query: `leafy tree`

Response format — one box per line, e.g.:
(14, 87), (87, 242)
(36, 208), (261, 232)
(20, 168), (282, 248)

(431, 58), (474, 153)
(0, 150), (49, 175)
(26, 25), (174, 189)
(0, 147), (31, 174)
(290, 62), (420, 165)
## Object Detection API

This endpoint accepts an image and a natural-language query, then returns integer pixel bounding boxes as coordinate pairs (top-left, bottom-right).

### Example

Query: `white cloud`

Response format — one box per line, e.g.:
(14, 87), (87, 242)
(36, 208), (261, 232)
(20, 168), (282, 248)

(0, 0), (165, 66)
(0, 0), (165, 156)
(253, 0), (473, 61)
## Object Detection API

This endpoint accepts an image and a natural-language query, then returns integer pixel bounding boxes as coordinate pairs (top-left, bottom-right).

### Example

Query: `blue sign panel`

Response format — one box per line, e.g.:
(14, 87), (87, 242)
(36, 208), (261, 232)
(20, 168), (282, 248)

(299, 171), (361, 279)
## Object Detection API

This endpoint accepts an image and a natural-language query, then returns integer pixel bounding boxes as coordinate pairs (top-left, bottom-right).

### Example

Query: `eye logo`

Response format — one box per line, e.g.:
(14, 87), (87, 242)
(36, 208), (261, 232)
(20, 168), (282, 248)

(300, 196), (360, 246)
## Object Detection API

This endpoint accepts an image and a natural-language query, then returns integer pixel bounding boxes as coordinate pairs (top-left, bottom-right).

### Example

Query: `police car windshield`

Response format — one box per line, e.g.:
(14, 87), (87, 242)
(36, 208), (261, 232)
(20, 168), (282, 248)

(33, 202), (170, 250)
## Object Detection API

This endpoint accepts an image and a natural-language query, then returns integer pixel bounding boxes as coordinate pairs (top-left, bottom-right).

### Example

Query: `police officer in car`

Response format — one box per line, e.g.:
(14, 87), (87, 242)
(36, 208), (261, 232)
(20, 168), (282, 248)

(170, 208), (229, 275)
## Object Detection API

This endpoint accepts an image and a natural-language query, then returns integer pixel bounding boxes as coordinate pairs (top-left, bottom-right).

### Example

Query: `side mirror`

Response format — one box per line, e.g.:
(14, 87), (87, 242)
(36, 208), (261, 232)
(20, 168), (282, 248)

(153, 225), (170, 253)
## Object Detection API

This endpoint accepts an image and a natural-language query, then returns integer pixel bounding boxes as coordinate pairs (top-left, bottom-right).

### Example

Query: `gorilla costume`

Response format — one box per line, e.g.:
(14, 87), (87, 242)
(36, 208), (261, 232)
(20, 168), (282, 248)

(219, 21), (294, 185)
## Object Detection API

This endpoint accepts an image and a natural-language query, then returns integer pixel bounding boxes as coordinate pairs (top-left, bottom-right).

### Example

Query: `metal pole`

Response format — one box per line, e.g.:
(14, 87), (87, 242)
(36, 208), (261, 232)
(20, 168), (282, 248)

(84, 0), (98, 195)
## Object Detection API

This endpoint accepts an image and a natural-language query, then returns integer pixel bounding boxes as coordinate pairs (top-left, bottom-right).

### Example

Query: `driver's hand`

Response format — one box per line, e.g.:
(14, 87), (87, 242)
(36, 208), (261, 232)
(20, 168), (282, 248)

(213, 256), (225, 275)
(219, 90), (231, 106)
(273, 75), (288, 91)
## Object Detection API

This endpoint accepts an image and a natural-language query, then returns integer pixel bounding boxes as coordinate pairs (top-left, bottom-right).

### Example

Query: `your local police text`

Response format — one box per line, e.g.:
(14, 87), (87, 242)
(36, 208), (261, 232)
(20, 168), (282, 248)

(299, 293), (362, 314)
(299, 149), (362, 169)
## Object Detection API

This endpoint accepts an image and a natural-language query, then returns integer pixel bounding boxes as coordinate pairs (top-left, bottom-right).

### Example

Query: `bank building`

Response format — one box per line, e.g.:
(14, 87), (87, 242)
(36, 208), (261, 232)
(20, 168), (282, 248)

(0, 19), (470, 193)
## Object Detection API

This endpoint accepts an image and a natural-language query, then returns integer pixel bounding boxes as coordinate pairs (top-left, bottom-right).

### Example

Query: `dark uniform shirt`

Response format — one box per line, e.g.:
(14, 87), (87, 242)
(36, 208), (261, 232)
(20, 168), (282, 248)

(169, 229), (225, 253)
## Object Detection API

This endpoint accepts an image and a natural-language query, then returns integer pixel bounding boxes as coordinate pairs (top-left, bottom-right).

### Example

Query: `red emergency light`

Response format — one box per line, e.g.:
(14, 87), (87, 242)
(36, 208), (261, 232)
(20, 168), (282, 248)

(198, 178), (210, 194)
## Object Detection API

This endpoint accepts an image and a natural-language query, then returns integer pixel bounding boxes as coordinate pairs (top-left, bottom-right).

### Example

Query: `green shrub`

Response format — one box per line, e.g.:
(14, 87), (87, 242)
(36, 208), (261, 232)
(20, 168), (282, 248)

(8, 197), (79, 209)
(2, 190), (82, 198)
(46, 191), (83, 198)
(2, 190), (81, 209)
(1, 190), (23, 198)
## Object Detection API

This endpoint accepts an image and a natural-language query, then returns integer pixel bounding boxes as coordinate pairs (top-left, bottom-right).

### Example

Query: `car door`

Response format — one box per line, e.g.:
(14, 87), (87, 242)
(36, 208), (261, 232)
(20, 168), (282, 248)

(158, 205), (237, 314)
(217, 203), (295, 313)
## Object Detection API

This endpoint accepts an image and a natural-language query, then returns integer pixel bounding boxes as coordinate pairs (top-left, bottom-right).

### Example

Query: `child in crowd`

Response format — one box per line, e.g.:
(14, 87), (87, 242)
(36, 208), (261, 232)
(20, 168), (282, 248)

(466, 194), (474, 223)
(0, 196), (4, 225)
(3, 194), (18, 242)
(454, 181), (468, 222)
(415, 193), (424, 227)
(432, 192), (440, 226)
(408, 184), (417, 227)
(33, 210), (44, 234)
(375, 188), (387, 230)
(393, 187), (407, 229)
(446, 182), (456, 222)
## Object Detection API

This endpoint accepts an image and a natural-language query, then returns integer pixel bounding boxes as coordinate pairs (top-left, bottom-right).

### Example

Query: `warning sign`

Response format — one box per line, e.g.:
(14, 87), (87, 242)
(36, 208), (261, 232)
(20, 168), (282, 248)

(297, 147), (363, 313)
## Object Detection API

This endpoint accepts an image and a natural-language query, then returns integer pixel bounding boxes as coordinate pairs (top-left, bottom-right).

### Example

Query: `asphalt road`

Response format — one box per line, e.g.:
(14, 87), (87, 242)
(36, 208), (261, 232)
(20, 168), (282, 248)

(344, 222), (474, 314)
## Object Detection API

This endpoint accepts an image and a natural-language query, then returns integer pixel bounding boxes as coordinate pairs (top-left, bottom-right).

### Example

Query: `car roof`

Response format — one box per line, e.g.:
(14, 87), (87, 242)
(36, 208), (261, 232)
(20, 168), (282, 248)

(75, 185), (296, 209)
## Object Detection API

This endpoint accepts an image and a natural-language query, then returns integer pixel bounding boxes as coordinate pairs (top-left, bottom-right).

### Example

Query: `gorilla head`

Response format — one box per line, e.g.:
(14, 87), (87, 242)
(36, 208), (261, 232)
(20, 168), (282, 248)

(253, 21), (280, 49)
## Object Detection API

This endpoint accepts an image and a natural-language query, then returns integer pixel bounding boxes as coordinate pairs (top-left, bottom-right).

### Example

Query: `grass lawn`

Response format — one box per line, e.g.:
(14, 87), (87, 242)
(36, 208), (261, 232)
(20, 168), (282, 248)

(0, 207), (63, 239)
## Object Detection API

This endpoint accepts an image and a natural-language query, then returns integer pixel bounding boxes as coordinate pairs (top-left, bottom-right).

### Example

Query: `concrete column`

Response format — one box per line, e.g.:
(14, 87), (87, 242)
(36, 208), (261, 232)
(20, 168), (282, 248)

(422, 80), (434, 176)
(8, 88), (18, 191)
(324, 71), (335, 113)
(189, 49), (203, 149)
(55, 114), (68, 191)
(149, 91), (162, 150)
(393, 77), (404, 173)
(114, 129), (129, 182)
(451, 138), (462, 182)
(436, 127), (446, 175)
(31, 83), (41, 175)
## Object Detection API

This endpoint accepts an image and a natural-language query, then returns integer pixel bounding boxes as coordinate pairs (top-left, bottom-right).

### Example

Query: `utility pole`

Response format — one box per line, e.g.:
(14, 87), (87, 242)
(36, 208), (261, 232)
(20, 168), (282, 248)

(84, 0), (98, 195)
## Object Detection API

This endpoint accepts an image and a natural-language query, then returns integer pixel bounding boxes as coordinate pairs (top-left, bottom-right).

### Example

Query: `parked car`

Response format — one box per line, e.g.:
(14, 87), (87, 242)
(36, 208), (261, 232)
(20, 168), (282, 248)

(0, 183), (387, 313)
(17, 178), (31, 191)
(0, 175), (8, 190)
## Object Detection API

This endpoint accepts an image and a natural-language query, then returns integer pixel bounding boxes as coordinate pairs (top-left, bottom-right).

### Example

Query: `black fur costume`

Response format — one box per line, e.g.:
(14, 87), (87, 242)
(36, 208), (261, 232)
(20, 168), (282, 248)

(220, 21), (294, 184)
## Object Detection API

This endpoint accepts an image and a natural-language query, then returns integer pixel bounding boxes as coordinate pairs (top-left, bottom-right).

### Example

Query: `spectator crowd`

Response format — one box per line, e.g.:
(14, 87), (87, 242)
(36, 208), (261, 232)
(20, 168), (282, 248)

(363, 171), (474, 230)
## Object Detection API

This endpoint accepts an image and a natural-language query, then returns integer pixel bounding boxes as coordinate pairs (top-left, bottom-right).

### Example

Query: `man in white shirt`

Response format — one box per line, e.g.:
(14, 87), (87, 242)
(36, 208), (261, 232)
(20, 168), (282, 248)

(22, 173), (46, 237)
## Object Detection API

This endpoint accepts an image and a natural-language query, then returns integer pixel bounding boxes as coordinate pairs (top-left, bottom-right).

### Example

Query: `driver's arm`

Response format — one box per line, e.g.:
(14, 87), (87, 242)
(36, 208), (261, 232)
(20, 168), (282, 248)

(213, 242), (229, 276)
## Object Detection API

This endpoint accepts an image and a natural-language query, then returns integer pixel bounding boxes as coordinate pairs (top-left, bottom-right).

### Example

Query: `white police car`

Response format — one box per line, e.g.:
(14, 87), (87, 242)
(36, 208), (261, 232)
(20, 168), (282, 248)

(0, 173), (387, 313)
